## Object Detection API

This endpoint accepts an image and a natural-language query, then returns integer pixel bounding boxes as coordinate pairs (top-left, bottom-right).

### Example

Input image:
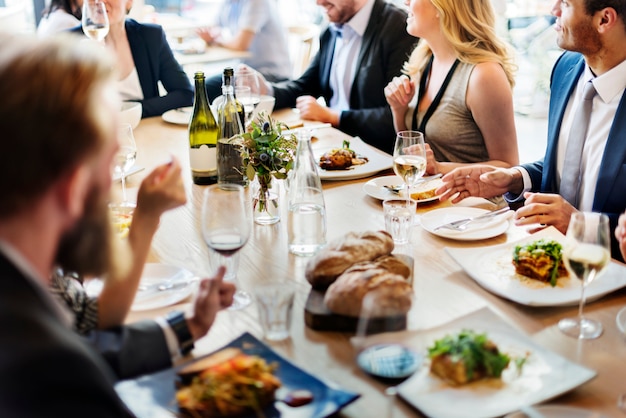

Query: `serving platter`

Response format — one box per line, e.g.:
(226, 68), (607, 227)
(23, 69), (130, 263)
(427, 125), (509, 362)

(445, 227), (626, 306)
(115, 332), (360, 418)
(313, 136), (392, 181)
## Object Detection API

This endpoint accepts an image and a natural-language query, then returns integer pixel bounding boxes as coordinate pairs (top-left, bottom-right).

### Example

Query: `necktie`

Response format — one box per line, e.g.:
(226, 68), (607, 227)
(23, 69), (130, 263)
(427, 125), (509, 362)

(559, 81), (596, 207)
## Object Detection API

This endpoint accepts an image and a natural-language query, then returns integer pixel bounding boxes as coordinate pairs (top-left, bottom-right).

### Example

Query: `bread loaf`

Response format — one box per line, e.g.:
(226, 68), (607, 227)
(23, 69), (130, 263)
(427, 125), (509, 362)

(324, 268), (412, 317)
(305, 231), (394, 289)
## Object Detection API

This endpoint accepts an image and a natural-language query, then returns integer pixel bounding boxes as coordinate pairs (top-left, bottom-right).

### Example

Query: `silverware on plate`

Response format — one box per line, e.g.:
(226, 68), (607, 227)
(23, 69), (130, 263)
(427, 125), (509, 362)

(383, 173), (443, 194)
(433, 206), (510, 232)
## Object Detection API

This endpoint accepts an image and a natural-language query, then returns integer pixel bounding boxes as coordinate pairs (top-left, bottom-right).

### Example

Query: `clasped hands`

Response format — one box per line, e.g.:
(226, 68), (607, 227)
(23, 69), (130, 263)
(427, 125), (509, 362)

(435, 165), (578, 234)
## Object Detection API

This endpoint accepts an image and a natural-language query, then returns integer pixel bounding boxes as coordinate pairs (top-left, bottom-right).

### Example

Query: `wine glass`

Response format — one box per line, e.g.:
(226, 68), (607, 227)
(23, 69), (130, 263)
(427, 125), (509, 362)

(114, 124), (137, 208)
(558, 212), (611, 339)
(234, 85), (253, 127)
(235, 68), (261, 120)
(82, 0), (109, 43)
(201, 184), (251, 310)
(392, 131), (427, 204)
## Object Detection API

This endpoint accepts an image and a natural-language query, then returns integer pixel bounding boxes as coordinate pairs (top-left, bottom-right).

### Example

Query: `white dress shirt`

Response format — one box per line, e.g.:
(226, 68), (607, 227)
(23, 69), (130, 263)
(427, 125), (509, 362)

(514, 58), (626, 210)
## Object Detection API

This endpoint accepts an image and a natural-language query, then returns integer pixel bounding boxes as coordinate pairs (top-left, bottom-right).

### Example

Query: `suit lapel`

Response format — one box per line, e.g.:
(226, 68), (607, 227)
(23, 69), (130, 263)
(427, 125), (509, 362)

(594, 92), (626, 210)
(320, 28), (337, 93)
(542, 54), (585, 192)
(125, 20), (152, 98)
(350, 0), (383, 103)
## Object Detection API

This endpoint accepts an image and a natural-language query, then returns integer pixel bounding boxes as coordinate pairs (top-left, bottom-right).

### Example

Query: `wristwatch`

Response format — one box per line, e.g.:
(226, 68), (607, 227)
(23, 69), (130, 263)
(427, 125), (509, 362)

(165, 310), (195, 355)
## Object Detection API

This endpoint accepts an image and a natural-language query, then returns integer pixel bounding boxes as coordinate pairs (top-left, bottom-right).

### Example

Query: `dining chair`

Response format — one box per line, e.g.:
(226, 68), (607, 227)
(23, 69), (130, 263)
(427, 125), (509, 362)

(287, 23), (320, 79)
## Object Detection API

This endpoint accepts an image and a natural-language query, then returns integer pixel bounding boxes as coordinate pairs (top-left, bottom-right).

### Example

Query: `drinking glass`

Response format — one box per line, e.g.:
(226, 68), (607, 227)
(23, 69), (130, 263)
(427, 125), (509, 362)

(392, 131), (426, 204)
(201, 184), (251, 310)
(114, 124), (137, 208)
(82, 0), (109, 42)
(234, 85), (253, 127)
(558, 212), (611, 339)
(234, 68), (261, 120)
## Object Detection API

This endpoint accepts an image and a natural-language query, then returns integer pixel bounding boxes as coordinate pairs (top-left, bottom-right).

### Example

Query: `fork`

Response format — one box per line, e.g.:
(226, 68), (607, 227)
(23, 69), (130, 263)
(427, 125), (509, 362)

(433, 207), (510, 231)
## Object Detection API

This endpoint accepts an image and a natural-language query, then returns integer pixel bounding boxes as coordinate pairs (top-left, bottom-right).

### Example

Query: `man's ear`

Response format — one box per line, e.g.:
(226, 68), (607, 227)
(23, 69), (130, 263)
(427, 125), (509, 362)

(596, 7), (618, 33)
(58, 165), (91, 220)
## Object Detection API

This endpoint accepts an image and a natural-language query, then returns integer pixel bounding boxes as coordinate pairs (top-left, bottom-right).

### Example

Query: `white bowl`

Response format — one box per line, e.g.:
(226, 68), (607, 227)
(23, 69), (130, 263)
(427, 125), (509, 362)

(120, 102), (142, 130)
(253, 95), (276, 120)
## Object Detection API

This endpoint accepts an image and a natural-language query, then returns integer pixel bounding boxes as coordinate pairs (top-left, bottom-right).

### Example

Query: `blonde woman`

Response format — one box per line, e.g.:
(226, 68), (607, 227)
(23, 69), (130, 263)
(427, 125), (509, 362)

(384, 0), (519, 175)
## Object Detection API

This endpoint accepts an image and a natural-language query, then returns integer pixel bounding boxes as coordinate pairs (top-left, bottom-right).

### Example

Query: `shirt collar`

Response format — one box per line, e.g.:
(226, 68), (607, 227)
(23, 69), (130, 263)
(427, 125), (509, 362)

(0, 240), (74, 328)
(586, 58), (626, 104)
(334, 0), (375, 38)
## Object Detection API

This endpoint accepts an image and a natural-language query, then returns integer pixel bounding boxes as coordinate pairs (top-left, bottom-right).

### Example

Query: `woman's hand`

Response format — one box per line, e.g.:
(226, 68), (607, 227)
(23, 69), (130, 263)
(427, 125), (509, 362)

(384, 75), (415, 113)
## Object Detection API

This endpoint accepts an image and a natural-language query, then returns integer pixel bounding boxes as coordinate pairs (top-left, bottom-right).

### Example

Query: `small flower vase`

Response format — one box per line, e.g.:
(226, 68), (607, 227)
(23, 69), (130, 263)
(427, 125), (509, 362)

(252, 174), (280, 225)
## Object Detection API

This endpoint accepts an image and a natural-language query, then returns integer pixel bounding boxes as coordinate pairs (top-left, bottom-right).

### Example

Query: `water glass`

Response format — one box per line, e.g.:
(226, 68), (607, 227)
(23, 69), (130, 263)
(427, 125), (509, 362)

(383, 198), (416, 244)
(254, 283), (295, 341)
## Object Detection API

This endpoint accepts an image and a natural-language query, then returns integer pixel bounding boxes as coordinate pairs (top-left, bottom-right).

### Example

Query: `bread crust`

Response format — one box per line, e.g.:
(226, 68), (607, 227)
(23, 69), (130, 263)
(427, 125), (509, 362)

(305, 231), (394, 289)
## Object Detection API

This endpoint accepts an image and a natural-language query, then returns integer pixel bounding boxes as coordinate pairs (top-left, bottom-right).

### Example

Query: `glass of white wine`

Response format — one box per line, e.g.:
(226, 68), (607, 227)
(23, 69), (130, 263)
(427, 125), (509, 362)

(558, 212), (611, 339)
(392, 131), (426, 204)
(82, 0), (109, 43)
(114, 124), (138, 208)
(234, 68), (261, 120)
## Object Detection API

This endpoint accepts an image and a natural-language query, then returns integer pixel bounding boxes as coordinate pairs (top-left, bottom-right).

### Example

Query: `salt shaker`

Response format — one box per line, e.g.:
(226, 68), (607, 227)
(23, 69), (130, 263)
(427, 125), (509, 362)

(287, 130), (327, 255)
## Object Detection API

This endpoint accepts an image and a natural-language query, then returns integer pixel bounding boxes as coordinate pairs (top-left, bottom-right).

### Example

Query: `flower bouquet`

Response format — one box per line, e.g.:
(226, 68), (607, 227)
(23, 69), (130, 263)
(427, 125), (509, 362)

(236, 113), (297, 224)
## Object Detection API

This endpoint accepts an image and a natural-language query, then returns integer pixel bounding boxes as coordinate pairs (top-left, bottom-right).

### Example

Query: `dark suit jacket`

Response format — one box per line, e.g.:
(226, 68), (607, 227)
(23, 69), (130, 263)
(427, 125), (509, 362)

(71, 19), (193, 118)
(522, 51), (626, 259)
(272, 0), (417, 153)
(0, 253), (172, 416)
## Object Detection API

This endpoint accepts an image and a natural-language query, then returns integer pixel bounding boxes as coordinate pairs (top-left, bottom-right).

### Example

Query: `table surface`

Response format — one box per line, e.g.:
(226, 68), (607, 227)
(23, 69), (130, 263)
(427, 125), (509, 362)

(123, 111), (626, 417)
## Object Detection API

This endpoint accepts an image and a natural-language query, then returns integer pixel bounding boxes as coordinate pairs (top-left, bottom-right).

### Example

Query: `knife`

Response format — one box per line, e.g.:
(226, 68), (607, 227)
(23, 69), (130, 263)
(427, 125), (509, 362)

(433, 206), (510, 231)
(135, 279), (198, 301)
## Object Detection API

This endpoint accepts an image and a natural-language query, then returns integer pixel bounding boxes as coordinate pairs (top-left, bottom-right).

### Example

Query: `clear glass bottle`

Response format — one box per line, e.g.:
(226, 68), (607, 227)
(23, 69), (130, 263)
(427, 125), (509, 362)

(287, 130), (327, 255)
(217, 68), (246, 185)
(189, 71), (218, 185)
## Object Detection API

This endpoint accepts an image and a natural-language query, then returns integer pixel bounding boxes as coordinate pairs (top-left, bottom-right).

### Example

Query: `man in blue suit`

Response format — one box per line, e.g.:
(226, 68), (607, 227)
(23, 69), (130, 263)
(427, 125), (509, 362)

(436, 0), (626, 259)
(253, 0), (417, 153)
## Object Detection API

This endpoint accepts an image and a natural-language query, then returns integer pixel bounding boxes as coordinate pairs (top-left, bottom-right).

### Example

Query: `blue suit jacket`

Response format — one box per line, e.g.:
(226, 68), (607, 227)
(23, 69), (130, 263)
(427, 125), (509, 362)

(522, 51), (626, 259)
(272, 0), (417, 153)
(72, 19), (193, 118)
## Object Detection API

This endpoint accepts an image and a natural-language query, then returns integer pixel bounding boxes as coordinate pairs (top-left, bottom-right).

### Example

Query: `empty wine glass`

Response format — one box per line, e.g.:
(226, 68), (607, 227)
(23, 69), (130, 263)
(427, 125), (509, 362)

(558, 212), (611, 339)
(114, 123), (137, 208)
(82, 0), (109, 43)
(201, 184), (251, 310)
(392, 131), (426, 204)
(235, 68), (261, 120)
(234, 85), (253, 127)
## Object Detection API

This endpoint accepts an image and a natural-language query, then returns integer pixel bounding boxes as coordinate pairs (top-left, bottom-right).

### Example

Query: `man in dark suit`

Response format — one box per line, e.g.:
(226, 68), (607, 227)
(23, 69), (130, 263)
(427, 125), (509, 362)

(256, 0), (417, 153)
(0, 33), (234, 416)
(436, 0), (626, 259)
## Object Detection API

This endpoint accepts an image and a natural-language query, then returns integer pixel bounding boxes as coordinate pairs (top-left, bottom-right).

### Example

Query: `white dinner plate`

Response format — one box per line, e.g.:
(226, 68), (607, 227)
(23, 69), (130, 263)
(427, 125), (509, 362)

(161, 107), (193, 125)
(445, 227), (626, 307)
(421, 207), (510, 241)
(504, 405), (609, 418)
(395, 308), (596, 418)
(314, 136), (392, 181)
(131, 263), (197, 312)
(362, 175), (443, 203)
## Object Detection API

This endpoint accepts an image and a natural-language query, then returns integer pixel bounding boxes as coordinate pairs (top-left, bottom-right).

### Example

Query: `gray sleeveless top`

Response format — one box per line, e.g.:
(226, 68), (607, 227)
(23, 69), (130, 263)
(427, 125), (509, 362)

(404, 62), (489, 164)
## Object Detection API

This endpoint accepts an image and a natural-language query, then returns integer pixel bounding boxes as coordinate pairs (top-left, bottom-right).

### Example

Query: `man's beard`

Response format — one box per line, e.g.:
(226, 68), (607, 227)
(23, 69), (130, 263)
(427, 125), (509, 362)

(55, 187), (131, 280)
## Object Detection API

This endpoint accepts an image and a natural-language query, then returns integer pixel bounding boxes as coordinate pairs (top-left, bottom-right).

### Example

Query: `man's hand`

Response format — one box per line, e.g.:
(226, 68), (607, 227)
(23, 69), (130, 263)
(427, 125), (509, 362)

(514, 192), (577, 234)
(196, 27), (220, 45)
(236, 64), (270, 95)
(186, 267), (236, 341)
(615, 211), (626, 261)
(436, 165), (521, 203)
(295, 96), (340, 126)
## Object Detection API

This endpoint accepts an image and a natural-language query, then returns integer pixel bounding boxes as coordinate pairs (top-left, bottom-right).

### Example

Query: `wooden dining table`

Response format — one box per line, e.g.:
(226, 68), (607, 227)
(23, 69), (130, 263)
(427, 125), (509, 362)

(122, 110), (626, 417)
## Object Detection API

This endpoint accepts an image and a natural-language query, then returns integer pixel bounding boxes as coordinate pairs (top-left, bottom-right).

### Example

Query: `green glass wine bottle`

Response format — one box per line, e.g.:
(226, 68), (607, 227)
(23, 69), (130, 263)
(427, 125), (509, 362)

(189, 71), (218, 185)
(217, 68), (246, 185)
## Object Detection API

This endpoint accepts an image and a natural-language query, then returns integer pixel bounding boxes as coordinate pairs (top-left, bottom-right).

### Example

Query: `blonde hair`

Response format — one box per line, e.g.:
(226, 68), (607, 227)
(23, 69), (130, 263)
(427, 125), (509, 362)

(404, 0), (515, 87)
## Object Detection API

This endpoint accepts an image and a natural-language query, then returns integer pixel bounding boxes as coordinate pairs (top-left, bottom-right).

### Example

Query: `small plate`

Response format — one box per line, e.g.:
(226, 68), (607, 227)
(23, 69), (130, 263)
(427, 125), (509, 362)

(504, 405), (609, 418)
(314, 137), (392, 181)
(421, 207), (510, 240)
(131, 263), (197, 312)
(616, 306), (626, 337)
(395, 308), (596, 418)
(162, 106), (193, 125)
(362, 175), (443, 202)
(115, 332), (360, 417)
(446, 227), (626, 307)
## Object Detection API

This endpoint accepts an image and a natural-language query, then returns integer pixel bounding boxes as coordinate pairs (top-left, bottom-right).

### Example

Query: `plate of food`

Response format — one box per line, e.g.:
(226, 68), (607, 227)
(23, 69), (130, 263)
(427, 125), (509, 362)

(162, 106), (193, 125)
(362, 174), (444, 202)
(421, 207), (511, 241)
(131, 263), (198, 312)
(394, 308), (596, 418)
(445, 227), (626, 306)
(115, 332), (360, 418)
(314, 137), (392, 181)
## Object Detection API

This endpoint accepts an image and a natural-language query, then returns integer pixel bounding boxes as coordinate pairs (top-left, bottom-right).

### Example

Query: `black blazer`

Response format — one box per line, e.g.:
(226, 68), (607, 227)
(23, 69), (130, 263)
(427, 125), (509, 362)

(522, 52), (626, 259)
(272, 0), (417, 153)
(0, 253), (172, 416)
(71, 19), (193, 118)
